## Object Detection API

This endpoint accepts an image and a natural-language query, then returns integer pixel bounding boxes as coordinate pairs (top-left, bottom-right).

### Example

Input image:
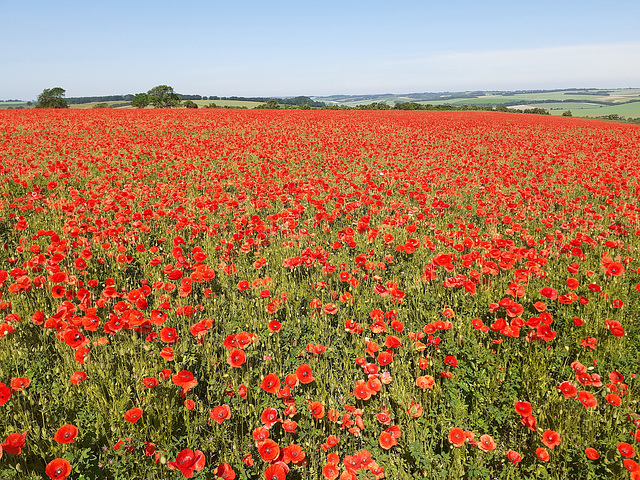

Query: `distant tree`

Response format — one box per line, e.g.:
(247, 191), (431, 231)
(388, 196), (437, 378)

(203, 102), (217, 109)
(562, 110), (573, 117)
(183, 100), (198, 109)
(26, 101), (32, 106)
(255, 99), (280, 109)
(147, 85), (181, 108)
(93, 102), (110, 109)
(131, 93), (150, 108)
(36, 87), (68, 108)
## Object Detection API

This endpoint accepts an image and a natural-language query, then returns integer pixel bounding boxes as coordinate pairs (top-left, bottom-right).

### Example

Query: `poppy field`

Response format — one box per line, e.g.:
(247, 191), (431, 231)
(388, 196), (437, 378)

(1, 109), (640, 480)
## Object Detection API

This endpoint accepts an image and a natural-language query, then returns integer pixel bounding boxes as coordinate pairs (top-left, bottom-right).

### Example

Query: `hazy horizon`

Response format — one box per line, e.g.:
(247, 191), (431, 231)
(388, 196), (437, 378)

(1, 0), (639, 100)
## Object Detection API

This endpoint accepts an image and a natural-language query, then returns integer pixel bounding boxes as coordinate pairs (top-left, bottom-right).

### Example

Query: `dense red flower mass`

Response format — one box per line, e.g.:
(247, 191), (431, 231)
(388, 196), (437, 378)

(1, 109), (640, 479)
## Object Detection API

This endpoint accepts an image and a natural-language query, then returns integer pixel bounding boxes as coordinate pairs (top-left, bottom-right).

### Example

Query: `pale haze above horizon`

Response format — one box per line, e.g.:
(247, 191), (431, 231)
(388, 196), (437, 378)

(1, 0), (639, 100)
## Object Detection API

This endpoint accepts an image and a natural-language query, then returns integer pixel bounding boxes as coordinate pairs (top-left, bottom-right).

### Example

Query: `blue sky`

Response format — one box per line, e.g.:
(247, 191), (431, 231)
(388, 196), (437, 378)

(1, 0), (639, 99)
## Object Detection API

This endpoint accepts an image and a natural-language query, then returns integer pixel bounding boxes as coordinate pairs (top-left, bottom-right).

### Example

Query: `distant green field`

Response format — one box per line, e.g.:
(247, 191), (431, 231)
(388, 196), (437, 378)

(191, 99), (264, 108)
(418, 96), (524, 106)
(507, 101), (640, 119)
(68, 101), (131, 109)
(0, 102), (30, 109)
(575, 101), (640, 118)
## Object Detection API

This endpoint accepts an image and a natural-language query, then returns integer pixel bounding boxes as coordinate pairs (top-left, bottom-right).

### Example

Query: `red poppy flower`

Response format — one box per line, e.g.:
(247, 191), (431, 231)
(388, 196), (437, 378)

(610, 371), (625, 383)
(354, 380), (373, 401)
(285, 444), (305, 464)
(227, 348), (246, 368)
(160, 326), (179, 343)
(63, 329), (87, 349)
(253, 427), (270, 444)
(377, 351), (393, 366)
(624, 459), (639, 473)
(448, 428), (465, 447)
(384, 335), (402, 348)
(521, 414), (537, 432)
(124, 407), (143, 423)
(379, 431), (397, 450)
(606, 393), (622, 406)
(143, 377), (159, 388)
(478, 434), (496, 452)
(54, 424), (78, 444)
(213, 462), (236, 479)
(168, 449), (206, 478)
(51, 285), (66, 298)
(261, 408), (280, 428)
(556, 381), (577, 399)
(578, 390), (597, 410)
(514, 400), (532, 416)
(258, 439), (280, 462)
(618, 442), (636, 458)
(150, 309), (167, 325)
(0, 383), (12, 405)
(238, 384), (248, 399)
(541, 430), (561, 449)
(210, 405), (231, 425)
(309, 401), (325, 419)
(10, 378), (30, 391)
(539, 287), (557, 300)
(160, 347), (175, 361)
(260, 373), (281, 394)
(415, 375), (435, 390)
(1, 431), (26, 454)
(295, 364), (314, 384)
(322, 463), (339, 480)
(536, 447), (550, 462)
(45, 458), (71, 479)
(282, 419), (297, 433)
(585, 447), (600, 460)
(263, 463), (287, 480)
(443, 356), (458, 367)
(506, 449), (522, 464)
(172, 370), (198, 391)
(69, 371), (87, 385)
(605, 261), (625, 276)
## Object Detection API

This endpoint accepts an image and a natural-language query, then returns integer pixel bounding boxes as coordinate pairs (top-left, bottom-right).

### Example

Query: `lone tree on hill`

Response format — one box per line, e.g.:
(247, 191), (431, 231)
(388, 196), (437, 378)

(147, 85), (181, 108)
(36, 87), (68, 108)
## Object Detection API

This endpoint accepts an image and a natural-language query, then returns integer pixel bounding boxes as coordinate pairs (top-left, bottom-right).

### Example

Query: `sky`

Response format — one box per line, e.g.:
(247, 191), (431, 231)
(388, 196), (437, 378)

(1, 0), (639, 100)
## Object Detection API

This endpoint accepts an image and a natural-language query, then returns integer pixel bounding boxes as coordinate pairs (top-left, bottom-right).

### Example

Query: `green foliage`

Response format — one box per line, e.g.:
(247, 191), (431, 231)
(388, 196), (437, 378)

(131, 93), (150, 109)
(562, 110), (573, 117)
(183, 100), (198, 109)
(36, 87), (68, 109)
(147, 85), (181, 108)
(255, 99), (280, 109)
(92, 103), (110, 109)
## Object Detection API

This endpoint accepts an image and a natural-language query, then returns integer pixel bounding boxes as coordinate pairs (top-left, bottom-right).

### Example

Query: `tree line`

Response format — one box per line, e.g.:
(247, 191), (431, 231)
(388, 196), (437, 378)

(33, 86), (548, 115)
